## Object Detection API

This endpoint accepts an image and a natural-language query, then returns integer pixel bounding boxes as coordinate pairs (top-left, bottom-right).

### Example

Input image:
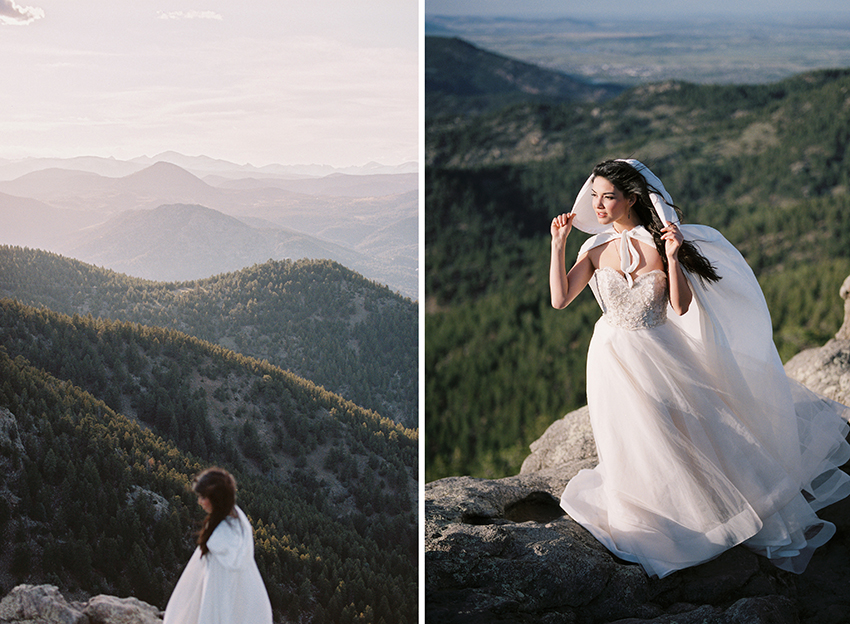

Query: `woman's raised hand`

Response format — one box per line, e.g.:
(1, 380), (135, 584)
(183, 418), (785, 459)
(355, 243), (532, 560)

(551, 213), (575, 244)
(661, 221), (683, 258)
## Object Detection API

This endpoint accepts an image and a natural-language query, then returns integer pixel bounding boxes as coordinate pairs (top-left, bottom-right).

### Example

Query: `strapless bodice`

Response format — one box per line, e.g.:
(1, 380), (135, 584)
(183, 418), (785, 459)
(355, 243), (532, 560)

(590, 267), (667, 330)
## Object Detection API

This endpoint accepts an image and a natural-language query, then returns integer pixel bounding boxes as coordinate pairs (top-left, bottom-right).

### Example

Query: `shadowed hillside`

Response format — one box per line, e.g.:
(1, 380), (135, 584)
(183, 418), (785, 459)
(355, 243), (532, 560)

(59, 203), (393, 285)
(0, 248), (417, 428)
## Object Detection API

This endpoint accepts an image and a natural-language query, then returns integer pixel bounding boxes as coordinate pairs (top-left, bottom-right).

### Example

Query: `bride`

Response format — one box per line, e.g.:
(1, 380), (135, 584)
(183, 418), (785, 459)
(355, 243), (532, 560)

(163, 467), (273, 623)
(549, 159), (850, 578)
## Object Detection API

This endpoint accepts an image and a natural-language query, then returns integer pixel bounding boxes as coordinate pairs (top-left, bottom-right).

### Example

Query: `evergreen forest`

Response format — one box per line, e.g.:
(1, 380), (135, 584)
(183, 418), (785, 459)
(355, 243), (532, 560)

(426, 57), (850, 482)
(0, 251), (417, 428)
(0, 292), (417, 621)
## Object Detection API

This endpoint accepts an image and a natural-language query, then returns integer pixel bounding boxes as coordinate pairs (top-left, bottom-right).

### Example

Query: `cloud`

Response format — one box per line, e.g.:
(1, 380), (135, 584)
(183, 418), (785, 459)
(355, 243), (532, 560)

(0, 0), (44, 25)
(157, 10), (223, 21)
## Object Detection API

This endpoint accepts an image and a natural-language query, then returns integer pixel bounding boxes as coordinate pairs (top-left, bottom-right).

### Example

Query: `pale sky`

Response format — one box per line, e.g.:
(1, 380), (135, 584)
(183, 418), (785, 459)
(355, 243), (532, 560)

(425, 0), (850, 19)
(0, 0), (419, 167)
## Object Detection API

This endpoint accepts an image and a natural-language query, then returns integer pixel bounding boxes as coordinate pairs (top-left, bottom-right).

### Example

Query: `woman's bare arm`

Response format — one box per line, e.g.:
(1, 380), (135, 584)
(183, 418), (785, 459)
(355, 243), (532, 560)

(550, 213), (594, 309)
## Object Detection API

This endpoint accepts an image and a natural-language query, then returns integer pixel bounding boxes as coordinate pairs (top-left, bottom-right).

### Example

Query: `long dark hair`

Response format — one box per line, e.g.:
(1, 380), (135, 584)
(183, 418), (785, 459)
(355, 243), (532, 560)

(193, 467), (237, 556)
(592, 160), (721, 284)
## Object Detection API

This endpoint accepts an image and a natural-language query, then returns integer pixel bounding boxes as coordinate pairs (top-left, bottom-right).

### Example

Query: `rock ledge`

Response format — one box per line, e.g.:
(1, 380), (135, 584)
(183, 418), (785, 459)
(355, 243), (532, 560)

(0, 584), (162, 624)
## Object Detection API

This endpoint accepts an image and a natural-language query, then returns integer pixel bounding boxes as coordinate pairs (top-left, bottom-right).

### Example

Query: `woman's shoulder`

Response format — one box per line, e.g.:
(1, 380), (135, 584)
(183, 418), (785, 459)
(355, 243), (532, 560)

(205, 507), (253, 567)
(208, 510), (243, 542)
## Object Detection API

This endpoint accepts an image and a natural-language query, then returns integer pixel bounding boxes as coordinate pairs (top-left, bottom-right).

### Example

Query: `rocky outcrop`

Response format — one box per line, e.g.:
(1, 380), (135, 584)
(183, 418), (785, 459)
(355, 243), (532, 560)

(0, 407), (23, 510)
(0, 408), (24, 457)
(425, 414), (814, 624)
(125, 486), (170, 522)
(784, 274), (850, 407)
(83, 595), (162, 624)
(0, 585), (84, 624)
(0, 585), (162, 624)
(426, 275), (850, 624)
(519, 405), (596, 482)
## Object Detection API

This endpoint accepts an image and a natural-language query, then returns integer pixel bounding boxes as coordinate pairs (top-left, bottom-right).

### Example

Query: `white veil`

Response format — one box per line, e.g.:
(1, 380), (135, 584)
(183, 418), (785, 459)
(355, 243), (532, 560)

(569, 158), (775, 357)
(569, 158), (678, 235)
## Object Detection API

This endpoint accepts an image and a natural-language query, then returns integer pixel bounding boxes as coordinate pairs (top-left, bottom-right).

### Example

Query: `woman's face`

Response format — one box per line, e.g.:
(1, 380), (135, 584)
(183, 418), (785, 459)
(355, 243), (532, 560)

(591, 176), (636, 229)
(197, 495), (213, 513)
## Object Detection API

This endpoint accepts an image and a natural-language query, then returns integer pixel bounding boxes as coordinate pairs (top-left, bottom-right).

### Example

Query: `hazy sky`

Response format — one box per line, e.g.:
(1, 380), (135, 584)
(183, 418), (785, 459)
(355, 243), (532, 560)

(425, 0), (850, 19)
(0, 0), (418, 167)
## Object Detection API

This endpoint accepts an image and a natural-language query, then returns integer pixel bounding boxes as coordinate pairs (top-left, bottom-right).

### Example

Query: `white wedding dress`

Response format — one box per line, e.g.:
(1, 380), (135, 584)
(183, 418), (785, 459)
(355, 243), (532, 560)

(560, 228), (850, 579)
(163, 506), (273, 624)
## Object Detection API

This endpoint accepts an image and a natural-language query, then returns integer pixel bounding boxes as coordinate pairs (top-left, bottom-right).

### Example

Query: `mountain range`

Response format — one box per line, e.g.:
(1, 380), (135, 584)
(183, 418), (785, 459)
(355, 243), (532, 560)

(0, 160), (417, 298)
(0, 247), (417, 428)
(0, 151), (418, 182)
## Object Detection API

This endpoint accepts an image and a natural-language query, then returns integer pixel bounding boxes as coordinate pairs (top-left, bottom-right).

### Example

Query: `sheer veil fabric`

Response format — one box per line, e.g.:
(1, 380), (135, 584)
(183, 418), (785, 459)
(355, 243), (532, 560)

(163, 506), (273, 624)
(558, 160), (850, 578)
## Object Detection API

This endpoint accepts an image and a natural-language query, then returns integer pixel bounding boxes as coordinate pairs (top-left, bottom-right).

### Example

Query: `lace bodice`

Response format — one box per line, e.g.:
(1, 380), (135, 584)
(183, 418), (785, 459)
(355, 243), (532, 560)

(590, 267), (668, 330)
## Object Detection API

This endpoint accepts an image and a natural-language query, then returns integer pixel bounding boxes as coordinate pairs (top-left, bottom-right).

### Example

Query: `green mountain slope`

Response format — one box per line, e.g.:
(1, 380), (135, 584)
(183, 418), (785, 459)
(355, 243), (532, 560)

(0, 299), (417, 623)
(0, 249), (417, 428)
(426, 66), (850, 482)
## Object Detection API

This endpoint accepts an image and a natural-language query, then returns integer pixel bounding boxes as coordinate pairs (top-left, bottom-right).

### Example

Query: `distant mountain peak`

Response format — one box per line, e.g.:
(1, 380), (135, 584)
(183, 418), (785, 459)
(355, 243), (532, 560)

(121, 161), (215, 193)
(132, 160), (201, 178)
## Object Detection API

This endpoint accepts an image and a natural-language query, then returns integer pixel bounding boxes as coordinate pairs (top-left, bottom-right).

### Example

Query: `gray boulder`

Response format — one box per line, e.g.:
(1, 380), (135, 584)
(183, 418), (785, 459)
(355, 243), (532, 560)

(426, 274), (850, 624)
(0, 407), (24, 458)
(78, 595), (162, 624)
(519, 404), (596, 481)
(0, 585), (86, 624)
(0, 585), (163, 624)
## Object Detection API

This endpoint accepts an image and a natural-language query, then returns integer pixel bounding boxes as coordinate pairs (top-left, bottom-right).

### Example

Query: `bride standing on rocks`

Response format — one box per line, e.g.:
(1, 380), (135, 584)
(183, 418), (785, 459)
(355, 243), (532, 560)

(549, 159), (850, 578)
(163, 467), (273, 624)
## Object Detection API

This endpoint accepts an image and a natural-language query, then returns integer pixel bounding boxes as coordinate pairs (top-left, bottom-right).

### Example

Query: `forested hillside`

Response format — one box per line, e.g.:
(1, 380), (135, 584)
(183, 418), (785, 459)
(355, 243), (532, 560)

(426, 64), (850, 481)
(0, 250), (417, 428)
(0, 299), (417, 623)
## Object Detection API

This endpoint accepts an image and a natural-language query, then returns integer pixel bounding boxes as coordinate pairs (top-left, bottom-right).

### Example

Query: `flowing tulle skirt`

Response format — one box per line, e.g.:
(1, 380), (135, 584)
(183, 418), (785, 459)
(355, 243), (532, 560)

(560, 316), (850, 578)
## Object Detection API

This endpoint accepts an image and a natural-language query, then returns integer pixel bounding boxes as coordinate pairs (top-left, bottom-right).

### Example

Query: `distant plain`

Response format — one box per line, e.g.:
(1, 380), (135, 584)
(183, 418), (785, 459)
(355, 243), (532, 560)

(425, 13), (850, 85)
